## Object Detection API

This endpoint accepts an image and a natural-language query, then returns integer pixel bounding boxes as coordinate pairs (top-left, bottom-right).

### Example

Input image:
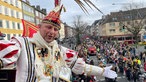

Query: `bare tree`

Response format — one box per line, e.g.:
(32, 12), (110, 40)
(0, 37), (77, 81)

(120, 3), (146, 43)
(124, 18), (145, 43)
(73, 15), (88, 45)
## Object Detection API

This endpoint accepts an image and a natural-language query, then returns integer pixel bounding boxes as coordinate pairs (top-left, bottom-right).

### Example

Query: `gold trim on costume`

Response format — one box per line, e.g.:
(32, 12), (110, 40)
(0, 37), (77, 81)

(59, 76), (71, 82)
(84, 64), (86, 75)
(42, 21), (60, 30)
(101, 68), (105, 76)
(87, 65), (92, 75)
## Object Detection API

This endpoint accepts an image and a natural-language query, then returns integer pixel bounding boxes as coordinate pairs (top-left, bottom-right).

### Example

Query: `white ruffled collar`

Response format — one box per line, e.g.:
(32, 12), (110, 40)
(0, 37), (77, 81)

(30, 31), (57, 48)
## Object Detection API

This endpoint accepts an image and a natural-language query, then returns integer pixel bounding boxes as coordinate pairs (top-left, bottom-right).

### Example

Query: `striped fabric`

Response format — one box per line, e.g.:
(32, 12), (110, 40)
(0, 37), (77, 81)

(0, 37), (37, 82)
(0, 41), (18, 58)
(0, 40), (19, 68)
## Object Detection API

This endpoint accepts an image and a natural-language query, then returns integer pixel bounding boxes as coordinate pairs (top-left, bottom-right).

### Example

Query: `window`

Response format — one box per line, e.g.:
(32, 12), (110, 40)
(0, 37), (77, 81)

(15, 0), (18, 7)
(30, 17), (35, 23)
(0, 6), (2, 14)
(125, 37), (132, 40)
(7, 34), (10, 40)
(0, 20), (3, 27)
(24, 14), (29, 21)
(109, 29), (115, 33)
(13, 34), (16, 36)
(5, 7), (9, 15)
(125, 15), (132, 20)
(42, 14), (45, 18)
(24, 14), (35, 23)
(119, 22), (123, 26)
(112, 17), (117, 21)
(11, 10), (14, 17)
(36, 19), (40, 25)
(16, 12), (19, 18)
(35, 11), (39, 16)
(30, 8), (34, 13)
(4, 0), (8, 3)
(127, 15), (131, 19)
(118, 37), (123, 41)
(17, 23), (20, 29)
(109, 22), (115, 27)
(10, 0), (13, 5)
(127, 21), (130, 25)
(119, 28), (122, 32)
(6, 21), (9, 28)
(12, 22), (15, 29)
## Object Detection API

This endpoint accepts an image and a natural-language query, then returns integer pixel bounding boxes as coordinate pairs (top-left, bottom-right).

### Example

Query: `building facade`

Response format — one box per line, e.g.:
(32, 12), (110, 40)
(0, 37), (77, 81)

(0, 0), (48, 40)
(98, 7), (146, 43)
(0, 0), (23, 40)
(33, 5), (46, 25)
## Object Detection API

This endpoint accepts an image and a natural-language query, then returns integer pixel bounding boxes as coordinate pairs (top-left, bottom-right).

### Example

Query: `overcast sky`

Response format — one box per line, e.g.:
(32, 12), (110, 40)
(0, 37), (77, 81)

(29, 0), (146, 26)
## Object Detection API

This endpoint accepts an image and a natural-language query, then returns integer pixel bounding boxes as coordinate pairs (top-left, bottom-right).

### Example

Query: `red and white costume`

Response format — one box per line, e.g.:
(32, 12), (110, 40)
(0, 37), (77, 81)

(0, 32), (117, 82)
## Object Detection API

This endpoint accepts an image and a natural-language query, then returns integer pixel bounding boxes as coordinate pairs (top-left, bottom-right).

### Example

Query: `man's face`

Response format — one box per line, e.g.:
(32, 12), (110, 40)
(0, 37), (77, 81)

(38, 23), (59, 43)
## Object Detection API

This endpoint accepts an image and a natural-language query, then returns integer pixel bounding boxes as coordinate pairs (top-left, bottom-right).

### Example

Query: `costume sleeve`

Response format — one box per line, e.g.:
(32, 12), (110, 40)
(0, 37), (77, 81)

(71, 58), (104, 76)
(61, 46), (117, 79)
(72, 58), (117, 79)
(0, 37), (21, 69)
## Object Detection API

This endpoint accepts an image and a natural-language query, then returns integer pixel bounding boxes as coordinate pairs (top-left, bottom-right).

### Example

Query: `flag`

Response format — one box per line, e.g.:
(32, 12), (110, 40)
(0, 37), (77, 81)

(22, 19), (38, 37)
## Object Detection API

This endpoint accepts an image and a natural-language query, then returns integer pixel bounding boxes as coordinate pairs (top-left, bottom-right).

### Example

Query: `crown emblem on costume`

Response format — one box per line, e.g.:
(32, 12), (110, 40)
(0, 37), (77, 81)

(42, 5), (64, 30)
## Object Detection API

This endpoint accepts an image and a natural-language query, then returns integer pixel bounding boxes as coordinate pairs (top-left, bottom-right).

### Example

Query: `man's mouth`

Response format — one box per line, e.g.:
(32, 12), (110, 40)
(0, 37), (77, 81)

(47, 36), (53, 39)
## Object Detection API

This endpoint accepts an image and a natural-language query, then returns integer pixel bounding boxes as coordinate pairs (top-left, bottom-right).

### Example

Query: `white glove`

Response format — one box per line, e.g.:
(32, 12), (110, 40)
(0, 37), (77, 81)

(102, 66), (117, 79)
(72, 58), (85, 74)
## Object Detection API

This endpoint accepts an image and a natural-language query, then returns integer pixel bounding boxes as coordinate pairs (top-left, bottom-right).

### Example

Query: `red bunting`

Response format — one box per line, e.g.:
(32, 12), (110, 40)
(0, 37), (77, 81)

(21, 19), (38, 37)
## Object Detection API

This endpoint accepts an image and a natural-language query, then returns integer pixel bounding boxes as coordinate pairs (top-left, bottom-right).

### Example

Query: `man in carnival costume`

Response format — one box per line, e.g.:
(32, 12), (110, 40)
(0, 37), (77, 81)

(0, 5), (117, 82)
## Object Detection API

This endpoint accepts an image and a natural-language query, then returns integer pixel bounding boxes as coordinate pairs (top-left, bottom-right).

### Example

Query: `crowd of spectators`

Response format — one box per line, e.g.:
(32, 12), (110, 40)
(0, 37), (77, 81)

(73, 38), (146, 82)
